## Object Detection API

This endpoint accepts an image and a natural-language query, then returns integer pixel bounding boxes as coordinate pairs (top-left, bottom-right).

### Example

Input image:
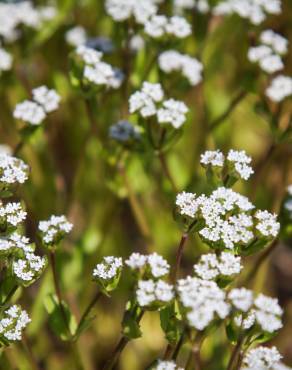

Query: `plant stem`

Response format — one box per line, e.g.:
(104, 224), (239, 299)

(118, 161), (153, 248)
(1, 285), (18, 306)
(172, 330), (186, 360)
(158, 151), (178, 192)
(209, 90), (247, 131)
(172, 233), (188, 283)
(102, 311), (144, 370)
(84, 98), (101, 138)
(76, 290), (102, 336)
(241, 239), (278, 287)
(49, 251), (71, 337)
(227, 338), (244, 370)
(13, 140), (24, 156)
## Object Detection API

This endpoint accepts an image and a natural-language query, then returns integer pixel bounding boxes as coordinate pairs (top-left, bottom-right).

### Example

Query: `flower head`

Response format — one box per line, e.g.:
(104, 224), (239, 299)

(0, 305), (31, 343)
(38, 215), (73, 247)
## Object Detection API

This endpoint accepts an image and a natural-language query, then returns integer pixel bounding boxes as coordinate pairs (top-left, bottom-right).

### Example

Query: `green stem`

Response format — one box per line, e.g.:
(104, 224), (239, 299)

(1, 285), (18, 307)
(172, 330), (186, 360)
(102, 311), (144, 370)
(172, 233), (188, 283)
(158, 151), (178, 193)
(22, 333), (40, 370)
(209, 90), (247, 131)
(227, 338), (244, 370)
(49, 251), (71, 337)
(76, 290), (102, 336)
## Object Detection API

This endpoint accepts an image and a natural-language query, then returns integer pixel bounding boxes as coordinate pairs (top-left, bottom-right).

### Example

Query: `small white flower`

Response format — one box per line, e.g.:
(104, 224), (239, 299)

(38, 215), (73, 245)
(227, 150), (254, 180)
(125, 252), (147, 269)
(166, 16), (192, 38)
(0, 305), (31, 342)
(200, 150), (225, 167)
(136, 279), (174, 307)
(157, 99), (188, 129)
(255, 210), (280, 238)
(76, 45), (103, 65)
(259, 54), (284, 74)
(228, 288), (254, 312)
(242, 346), (282, 370)
(0, 153), (29, 185)
(32, 86), (61, 113)
(0, 202), (27, 227)
(155, 359), (184, 370)
(148, 252), (170, 278)
(266, 75), (292, 102)
(260, 30), (288, 55)
(93, 256), (123, 280)
(145, 15), (191, 39)
(13, 252), (46, 284)
(65, 26), (87, 47)
(13, 100), (46, 125)
(248, 45), (272, 63)
(176, 191), (199, 218)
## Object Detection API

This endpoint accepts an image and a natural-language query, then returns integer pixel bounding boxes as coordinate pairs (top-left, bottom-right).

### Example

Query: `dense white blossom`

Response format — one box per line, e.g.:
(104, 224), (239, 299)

(157, 99), (188, 129)
(200, 150), (225, 167)
(194, 252), (242, 280)
(0, 232), (33, 255)
(66, 26), (87, 47)
(177, 277), (230, 330)
(229, 289), (283, 333)
(105, 0), (161, 24)
(76, 45), (103, 65)
(136, 279), (174, 307)
(0, 2), (56, 42)
(93, 256), (123, 280)
(242, 346), (282, 370)
(260, 30), (288, 55)
(214, 0), (281, 25)
(174, 0), (210, 13)
(248, 45), (272, 63)
(255, 210), (280, 238)
(176, 191), (199, 218)
(0, 305), (31, 342)
(38, 215), (73, 245)
(159, 50), (203, 86)
(227, 149), (254, 180)
(0, 154), (29, 186)
(126, 252), (170, 278)
(125, 252), (147, 269)
(259, 54), (284, 74)
(154, 360), (184, 370)
(266, 76), (292, 102)
(145, 15), (191, 39)
(0, 202), (27, 227)
(13, 100), (46, 125)
(13, 252), (46, 284)
(32, 86), (61, 113)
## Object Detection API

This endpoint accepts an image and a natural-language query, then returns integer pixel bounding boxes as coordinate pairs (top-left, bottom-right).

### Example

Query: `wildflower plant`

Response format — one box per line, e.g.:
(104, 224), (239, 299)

(0, 0), (291, 369)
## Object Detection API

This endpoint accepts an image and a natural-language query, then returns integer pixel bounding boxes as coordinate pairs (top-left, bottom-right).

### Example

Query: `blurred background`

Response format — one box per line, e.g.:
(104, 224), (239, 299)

(0, 0), (291, 369)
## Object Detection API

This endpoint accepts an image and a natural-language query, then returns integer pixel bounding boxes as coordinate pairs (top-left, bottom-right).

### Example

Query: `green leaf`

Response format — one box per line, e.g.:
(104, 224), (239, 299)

(160, 303), (182, 345)
(226, 322), (238, 345)
(121, 300), (142, 339)
(242, 239), (268, 256)
(73, 314), (96, 340)
(44, 293), (77, 341)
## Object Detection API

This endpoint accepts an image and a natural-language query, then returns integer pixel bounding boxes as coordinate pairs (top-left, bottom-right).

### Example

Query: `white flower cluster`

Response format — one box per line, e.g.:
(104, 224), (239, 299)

(174, 0), (210, 13)
(129, 82), (188, 129)
(248, 30), (288, 74)
(229, 288), (283, 333)
(0, 202), (27, 228)
(0, 47), (13, 74)
(126, 252), (170, 278)
(76, 45), (122, 89)
(213, 0), (281, 25)
(200, 149), (254, 180)
(65, 26), (87, 47)
(154, 360), (184, 370)
(145, 15), (191, 39)
(255, 210), (280, 238)
(93, 256), (123, 280)
(176, 187), (279, 250)
(136, 279), (174, 307)
(0, 232), (33, 255)
(38, 215), (73, 246)
(194, 252), (242, 280)
(0, 305), (31, 342)
(0, 153), (29, 186)
(13, 252), (46, 285)
(0, 2), (56, 43)
(13, 86), (61, 125)
(177, 277), (230, 330)
(158, 50), (203, 86)
(242, 346), (282, 370)
(105, 0), (161, 24)
(266, 75), (292, 103)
